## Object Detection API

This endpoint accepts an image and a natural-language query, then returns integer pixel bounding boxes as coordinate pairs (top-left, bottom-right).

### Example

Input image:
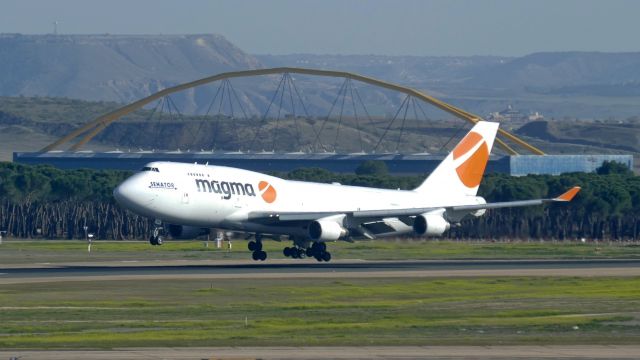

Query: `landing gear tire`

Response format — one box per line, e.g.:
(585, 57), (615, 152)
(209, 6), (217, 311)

(310, 242), (325, 251)
(283, 244), (331, 261)
(149, 235), (162, 246)
(150, 221), (163, 246)
(322, 252), (331, 262)
(252, 250), (267, 261)
(249, 236), (266, 261)
(248, 239), (263, 252)
(288, 247), (305, 259)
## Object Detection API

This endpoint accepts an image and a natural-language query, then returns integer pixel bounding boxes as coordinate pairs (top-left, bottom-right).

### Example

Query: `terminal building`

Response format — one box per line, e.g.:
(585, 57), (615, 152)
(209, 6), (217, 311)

(13, 151), (634, 176)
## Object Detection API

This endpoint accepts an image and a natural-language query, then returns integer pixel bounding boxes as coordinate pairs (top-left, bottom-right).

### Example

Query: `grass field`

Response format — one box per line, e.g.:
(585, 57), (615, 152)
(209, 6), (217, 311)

(1, 239), (640, 264)
(0, 277), (639, 348)
(0, 240), (640, 266)
(2, 240), (639, 349)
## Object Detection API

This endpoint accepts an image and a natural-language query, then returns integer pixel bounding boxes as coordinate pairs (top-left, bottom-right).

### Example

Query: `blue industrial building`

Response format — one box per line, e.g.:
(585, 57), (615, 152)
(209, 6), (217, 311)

(13, 151), (633, 176)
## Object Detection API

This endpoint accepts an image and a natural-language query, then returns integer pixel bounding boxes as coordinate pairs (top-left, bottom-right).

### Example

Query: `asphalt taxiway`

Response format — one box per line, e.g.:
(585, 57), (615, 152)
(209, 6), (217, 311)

(1, 259), (640, 284)
(2, 345), (640, 359)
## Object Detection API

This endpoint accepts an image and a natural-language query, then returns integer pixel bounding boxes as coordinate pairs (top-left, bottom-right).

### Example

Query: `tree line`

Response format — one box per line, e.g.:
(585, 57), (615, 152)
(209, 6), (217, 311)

(0, 161), (638, 240)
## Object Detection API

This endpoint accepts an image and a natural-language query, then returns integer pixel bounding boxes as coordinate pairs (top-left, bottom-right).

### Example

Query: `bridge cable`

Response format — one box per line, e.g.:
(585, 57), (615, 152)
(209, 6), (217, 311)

(412, 98), (433, 152)
(272, 73), (288, 152)
(250, 73), (287, 151)
(223, 80), (242, 149)
(212, 81), (230, 150)
(142, 99), (163, 150)
(409, 97), (428, 152)
(333, 78), (350, 151)
(228, 80), (250, 121)
(289, 74), (321, 145)
(166, 95), (197, 151)
(205, 81), (224, 116)
(151, 97), (167, 150)
(160, 96), (176, 149)
(227, 80), (250, 151)
(121, 98), (161, 150)
(352, 84), (378, 150)
(395, 96), (411, 153)
(374, 94), (410, 153)
(348, 80), (364, 153)
(439, 118), (469, 154)
(312, 78), (349, 152)
(200, 81), (226, 149)
(284, 74), (303, 150)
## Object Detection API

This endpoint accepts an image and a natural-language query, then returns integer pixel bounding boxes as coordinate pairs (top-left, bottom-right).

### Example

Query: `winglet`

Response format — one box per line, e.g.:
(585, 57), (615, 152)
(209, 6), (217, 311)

(554, 186), (581, 202)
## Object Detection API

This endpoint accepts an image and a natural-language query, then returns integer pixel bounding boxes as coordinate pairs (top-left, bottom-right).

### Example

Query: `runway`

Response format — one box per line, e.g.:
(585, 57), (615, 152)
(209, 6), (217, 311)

(2, 346), (640, 359)
(2, 259), (640, 284)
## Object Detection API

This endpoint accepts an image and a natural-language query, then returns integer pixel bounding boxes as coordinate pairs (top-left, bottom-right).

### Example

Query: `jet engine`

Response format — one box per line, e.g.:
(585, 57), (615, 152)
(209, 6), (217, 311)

(413, 212), (451, 236)
(308, 219), (348, 242)
(470, 196), (487, 217)
(167, 224), (210, 239)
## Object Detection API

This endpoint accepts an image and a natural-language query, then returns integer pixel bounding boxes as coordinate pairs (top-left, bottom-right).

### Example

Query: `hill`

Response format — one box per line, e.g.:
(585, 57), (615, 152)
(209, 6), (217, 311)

(2, 34), (640, 118)
(0, 34), (261, 113)
(469, 52), (640, 91)
(260, 52), (640, 118)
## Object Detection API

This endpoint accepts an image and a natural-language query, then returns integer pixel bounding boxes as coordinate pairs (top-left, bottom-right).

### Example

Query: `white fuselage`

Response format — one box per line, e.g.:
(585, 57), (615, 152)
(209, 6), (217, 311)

(113, 161), (478, 237)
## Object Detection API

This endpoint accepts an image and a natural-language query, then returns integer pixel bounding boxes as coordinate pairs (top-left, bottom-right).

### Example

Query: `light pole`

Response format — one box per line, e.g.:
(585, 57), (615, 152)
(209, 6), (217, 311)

(83, 225), (89, 253)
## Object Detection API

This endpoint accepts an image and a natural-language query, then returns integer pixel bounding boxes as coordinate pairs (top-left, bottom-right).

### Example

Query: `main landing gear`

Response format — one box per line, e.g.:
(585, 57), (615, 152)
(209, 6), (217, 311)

(149, 221), (163, 246)
(248, 234), (267, 261)
(284, 242), (331, 262)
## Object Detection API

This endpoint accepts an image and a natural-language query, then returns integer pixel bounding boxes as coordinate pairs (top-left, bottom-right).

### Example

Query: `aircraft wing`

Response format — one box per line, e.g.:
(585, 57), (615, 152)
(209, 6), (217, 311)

(358, 186), (581, 217)
(249, 186), (580, 221)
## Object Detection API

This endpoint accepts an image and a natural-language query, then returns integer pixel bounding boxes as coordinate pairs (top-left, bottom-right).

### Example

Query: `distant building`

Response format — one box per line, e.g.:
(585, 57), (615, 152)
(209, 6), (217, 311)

(488, 105), (543, 122)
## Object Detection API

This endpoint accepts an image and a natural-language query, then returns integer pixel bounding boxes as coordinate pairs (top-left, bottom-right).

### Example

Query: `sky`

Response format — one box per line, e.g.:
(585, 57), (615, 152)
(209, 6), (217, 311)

(2, 0), (639, 56)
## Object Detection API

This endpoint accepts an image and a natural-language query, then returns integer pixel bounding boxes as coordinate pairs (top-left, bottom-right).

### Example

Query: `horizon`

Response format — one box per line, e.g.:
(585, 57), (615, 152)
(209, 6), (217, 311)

(2, 32), (640, 58)
(2, 0), (639, 57)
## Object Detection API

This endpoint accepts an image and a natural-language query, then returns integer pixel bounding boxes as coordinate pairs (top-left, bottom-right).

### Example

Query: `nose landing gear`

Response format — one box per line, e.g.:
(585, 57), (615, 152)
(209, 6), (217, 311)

(149, 221), (163, 246)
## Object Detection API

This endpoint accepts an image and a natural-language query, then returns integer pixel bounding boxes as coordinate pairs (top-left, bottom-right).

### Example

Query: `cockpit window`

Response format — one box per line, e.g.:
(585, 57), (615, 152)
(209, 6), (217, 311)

(141, 167), (160, 172)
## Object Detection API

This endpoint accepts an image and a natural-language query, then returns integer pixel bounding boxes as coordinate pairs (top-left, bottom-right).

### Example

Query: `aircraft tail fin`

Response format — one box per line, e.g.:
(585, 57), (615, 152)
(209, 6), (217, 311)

(414, 121), (499, 197)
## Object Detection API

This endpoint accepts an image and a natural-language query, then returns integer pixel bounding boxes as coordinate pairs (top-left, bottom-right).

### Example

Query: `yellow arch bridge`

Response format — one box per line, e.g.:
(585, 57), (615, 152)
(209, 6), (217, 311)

(41, 67), (545, 156)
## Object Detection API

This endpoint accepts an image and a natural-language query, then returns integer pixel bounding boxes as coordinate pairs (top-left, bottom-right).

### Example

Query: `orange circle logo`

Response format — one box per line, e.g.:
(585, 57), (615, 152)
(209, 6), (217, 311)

(452, 131), (489, 188)
(258, 181), (277, 203)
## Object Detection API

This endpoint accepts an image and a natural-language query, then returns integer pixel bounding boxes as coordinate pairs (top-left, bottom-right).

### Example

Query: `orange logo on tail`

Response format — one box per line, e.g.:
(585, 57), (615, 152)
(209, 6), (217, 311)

(258, 181), (277, 203)
(452, 131), (489, 188)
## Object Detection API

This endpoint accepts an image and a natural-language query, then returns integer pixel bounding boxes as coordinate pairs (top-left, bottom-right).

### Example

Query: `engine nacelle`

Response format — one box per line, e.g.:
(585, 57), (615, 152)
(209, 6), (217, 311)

(413, 212), (451, 236)
(471, 196), (487, 217)
(167, 224), (210, 239)
(308, 219), (348, 242)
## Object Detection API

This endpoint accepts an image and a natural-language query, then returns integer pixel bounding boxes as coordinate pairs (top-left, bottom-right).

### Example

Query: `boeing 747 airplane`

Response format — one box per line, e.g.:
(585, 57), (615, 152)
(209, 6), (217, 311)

(113, 121), (580, 262)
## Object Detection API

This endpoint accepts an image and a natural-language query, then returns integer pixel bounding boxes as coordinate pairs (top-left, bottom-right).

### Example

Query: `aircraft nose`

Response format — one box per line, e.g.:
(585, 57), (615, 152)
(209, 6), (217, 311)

(113, 176), (156, 211)
(113, 180), (135, 206)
